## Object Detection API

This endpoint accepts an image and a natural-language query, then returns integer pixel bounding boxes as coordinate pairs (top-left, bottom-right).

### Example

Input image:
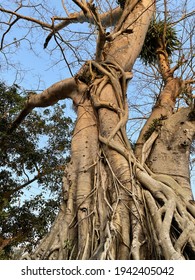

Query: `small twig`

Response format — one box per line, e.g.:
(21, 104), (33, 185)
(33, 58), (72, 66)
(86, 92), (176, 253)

(0, 7), (51, 29)
(61, 0), (70, 17)
(169, 55), (188, 76)
(170, 10), (195, 27)
(53, 34), (74, 76)
(185, 79), (195, 85)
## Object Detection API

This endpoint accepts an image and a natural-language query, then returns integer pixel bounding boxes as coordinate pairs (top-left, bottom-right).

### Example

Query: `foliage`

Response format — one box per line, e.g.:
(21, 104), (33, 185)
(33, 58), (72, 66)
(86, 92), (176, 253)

(143, 116), (166, 141)
(139, 19), (180, 65)
(0, 83), (73, 258)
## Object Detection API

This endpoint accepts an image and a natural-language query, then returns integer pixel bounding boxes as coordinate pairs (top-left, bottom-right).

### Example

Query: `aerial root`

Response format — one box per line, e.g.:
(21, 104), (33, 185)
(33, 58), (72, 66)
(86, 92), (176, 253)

(137, 168), (195, 259)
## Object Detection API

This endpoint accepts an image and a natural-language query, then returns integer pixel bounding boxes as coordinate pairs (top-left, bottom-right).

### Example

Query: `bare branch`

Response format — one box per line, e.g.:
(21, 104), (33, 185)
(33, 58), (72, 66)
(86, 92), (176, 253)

(0, 6), (51, 29)
(114, 0), (140, 33)
(61, 0), (70, 17)
(72, 0), (90, 16)
(170, 10), (195, 26)
(0, 17), (19, 50)
(54, 34), (74, 76)
(9, 77), (86, 132)
(43, 7), (122, 48)
(162, 0), (167, 50)
(185, 80), (195, 85)
(87, 2), (107, 61)
(169, 55), (188, 76)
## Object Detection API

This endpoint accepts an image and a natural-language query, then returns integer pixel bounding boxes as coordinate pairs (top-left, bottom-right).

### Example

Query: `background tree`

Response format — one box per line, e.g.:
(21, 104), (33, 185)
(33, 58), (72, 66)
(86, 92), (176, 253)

(0, 0), (195, 259)
(0, 83), (73, 258)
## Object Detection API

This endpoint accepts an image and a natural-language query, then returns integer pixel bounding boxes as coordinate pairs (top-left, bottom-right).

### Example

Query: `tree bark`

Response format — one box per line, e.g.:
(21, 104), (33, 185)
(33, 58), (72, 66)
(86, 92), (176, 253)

(147, 107), (195, 200)
(16, 0), (195, 260)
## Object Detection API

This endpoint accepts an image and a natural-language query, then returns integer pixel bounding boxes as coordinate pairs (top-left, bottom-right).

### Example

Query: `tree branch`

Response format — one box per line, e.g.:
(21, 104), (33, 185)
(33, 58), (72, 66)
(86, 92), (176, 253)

(0, 7), (51, 29)
(169, 55), (188, 76)
(43, 7), (122, 48)
(87, 2), (107, 61)
(114, 0), (140, 33)
(72, 0), (89, 16)
(53, 34), (74, 76)
(0, 17), (19, 50)
(0, 4), (122, 49)
(170, 10), (195, 26)
(9, 77), (87, 132)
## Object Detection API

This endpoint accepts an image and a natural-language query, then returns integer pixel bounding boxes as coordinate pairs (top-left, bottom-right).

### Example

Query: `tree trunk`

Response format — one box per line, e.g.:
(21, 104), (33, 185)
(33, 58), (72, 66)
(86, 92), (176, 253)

(19, 0), (195, 260)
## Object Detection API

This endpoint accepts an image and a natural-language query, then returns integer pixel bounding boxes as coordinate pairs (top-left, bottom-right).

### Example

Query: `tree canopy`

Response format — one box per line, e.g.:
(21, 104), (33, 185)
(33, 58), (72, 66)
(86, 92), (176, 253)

(0, 83), (73, 258)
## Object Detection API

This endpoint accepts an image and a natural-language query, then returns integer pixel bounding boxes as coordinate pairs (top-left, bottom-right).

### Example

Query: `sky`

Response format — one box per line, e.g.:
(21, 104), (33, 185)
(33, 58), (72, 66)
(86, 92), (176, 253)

(1, 1), (70, 85)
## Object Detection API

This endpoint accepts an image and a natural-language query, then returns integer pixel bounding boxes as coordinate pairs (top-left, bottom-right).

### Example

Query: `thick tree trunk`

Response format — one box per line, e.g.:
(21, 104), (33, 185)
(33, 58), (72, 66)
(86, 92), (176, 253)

(20, 0), (195, 260)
